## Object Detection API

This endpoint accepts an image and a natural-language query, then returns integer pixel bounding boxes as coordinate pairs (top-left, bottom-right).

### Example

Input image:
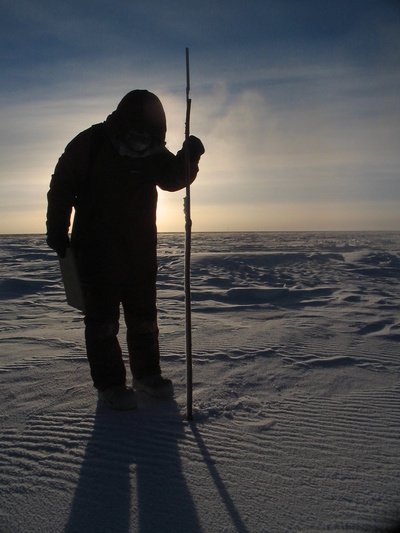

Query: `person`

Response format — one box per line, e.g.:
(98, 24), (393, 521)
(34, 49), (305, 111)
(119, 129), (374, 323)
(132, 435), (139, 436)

(46, 90), (205, 410)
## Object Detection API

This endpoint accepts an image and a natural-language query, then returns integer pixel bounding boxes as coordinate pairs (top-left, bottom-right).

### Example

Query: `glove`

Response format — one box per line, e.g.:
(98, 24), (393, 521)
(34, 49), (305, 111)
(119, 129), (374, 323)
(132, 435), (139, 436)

(183, 136), (205, 162)
(46, 232), (70, 259)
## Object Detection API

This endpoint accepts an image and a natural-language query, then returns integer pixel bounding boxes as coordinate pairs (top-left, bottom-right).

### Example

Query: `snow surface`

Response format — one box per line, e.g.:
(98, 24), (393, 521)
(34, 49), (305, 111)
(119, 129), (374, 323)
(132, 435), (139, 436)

(1, 232), (399, 533)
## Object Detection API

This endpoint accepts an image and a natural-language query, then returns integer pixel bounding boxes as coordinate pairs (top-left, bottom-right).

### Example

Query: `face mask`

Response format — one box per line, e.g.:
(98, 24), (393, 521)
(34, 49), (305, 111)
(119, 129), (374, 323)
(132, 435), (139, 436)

(117, 130), (165, 158)
(123, 131), (152, 152)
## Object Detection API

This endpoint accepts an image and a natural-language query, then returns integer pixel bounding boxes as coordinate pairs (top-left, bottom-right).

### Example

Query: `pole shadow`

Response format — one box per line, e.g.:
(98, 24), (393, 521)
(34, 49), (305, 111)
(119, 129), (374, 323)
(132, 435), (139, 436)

(190, 423), (250, 533)
(64, 398), (201, 533)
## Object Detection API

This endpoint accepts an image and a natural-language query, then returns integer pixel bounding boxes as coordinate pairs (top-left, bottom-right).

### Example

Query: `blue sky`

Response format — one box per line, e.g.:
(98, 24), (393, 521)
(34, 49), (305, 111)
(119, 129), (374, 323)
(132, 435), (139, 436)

(1, 0), (399, 233)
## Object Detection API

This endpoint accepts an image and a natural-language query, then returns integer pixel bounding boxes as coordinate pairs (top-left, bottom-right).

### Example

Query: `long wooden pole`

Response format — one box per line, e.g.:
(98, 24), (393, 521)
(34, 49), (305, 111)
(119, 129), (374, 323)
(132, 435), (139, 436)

(184, 47), (193, 421)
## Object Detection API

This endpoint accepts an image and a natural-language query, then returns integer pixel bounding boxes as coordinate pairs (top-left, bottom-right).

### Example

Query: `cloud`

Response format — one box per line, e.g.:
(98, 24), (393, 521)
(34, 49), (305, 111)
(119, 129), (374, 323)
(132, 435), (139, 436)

(193, 56), (400, 206)
(0, 0), (399, 232)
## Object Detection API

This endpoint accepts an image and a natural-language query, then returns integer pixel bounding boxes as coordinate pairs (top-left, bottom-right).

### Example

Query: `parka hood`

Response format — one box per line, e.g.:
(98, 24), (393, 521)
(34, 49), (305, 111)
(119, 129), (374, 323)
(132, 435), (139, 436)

(105, 90), (167, 144)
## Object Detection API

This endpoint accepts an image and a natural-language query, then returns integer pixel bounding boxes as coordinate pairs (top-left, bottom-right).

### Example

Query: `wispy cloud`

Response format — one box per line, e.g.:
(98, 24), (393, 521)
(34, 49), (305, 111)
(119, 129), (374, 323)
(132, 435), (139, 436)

(0, 0), (399, 232)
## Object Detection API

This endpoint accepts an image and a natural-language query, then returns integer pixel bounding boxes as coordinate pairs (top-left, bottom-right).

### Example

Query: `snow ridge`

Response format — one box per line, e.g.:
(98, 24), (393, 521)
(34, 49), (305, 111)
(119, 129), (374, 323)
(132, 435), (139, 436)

(0, 232), (399, 532)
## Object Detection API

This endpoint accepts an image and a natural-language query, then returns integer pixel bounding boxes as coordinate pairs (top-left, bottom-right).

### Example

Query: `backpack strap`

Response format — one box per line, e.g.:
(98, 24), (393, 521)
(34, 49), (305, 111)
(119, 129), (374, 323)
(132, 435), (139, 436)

(71, 123), (107, 242)
(74, 123), (105, 208)
(87, 123), (105, 178)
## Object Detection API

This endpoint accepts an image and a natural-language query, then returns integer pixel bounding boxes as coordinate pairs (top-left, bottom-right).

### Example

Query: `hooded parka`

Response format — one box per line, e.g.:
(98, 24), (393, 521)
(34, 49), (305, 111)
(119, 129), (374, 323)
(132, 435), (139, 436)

(46, 90), (202, 390)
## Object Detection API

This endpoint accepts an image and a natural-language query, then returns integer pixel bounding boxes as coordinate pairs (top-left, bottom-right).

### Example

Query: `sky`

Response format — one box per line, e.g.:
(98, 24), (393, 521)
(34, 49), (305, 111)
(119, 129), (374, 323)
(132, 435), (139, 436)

(0, 0), (399, 233)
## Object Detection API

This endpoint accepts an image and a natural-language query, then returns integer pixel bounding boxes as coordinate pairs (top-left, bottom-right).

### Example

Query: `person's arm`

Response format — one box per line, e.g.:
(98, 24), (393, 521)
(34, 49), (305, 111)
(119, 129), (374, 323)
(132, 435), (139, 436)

(46, 130), (91, 257)
(153, 136), (205, 192)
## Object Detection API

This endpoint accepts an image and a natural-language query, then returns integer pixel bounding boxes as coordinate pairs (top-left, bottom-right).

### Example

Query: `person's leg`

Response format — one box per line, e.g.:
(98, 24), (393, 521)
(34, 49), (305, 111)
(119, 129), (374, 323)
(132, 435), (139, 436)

(122, 281), (161, 380)
(83, 285), (126, 391)
(122, 278), (173, 398)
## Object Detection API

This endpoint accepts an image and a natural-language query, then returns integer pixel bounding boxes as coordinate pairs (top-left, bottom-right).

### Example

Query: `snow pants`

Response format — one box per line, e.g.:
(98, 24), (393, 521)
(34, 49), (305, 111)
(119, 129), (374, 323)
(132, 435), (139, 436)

(82, 279), (161, 391)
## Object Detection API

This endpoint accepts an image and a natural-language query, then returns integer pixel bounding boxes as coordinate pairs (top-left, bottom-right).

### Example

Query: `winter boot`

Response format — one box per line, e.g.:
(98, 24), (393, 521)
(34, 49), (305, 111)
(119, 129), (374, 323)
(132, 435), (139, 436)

(98, 385), (137, 410)
(133, 375), (174, 399)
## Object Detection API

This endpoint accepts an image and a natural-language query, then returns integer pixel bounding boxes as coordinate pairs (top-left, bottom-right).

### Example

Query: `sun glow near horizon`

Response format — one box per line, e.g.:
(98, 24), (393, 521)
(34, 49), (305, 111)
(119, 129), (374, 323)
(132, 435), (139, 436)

(0, 191), (399, 236)
(0, 2), (399, 235)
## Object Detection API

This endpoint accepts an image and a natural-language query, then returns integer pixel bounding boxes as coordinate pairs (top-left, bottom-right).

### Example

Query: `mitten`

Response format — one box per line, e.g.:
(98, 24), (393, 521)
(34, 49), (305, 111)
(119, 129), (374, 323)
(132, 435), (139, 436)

(46, 232), (70, 258)
(183, 136), (205, 162)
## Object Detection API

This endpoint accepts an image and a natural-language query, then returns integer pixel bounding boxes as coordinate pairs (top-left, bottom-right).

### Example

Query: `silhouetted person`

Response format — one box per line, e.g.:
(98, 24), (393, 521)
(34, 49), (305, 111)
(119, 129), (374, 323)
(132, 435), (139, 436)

(46, 90), (204, 409)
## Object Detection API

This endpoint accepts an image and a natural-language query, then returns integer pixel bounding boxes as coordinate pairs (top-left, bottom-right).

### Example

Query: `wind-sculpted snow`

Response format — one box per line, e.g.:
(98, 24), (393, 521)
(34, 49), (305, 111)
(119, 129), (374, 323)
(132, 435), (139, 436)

(0, 232), (399, 532)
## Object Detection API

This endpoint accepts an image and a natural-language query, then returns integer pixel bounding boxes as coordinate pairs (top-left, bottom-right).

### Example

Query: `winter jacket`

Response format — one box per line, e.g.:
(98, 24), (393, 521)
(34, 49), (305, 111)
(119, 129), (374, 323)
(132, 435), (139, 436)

(46, 90), (201, 285)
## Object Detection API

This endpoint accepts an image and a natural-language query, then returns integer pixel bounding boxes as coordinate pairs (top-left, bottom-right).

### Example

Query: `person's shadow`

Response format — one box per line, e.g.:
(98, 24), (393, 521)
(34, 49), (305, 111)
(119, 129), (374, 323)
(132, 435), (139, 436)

(64, 396), (201, 533)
